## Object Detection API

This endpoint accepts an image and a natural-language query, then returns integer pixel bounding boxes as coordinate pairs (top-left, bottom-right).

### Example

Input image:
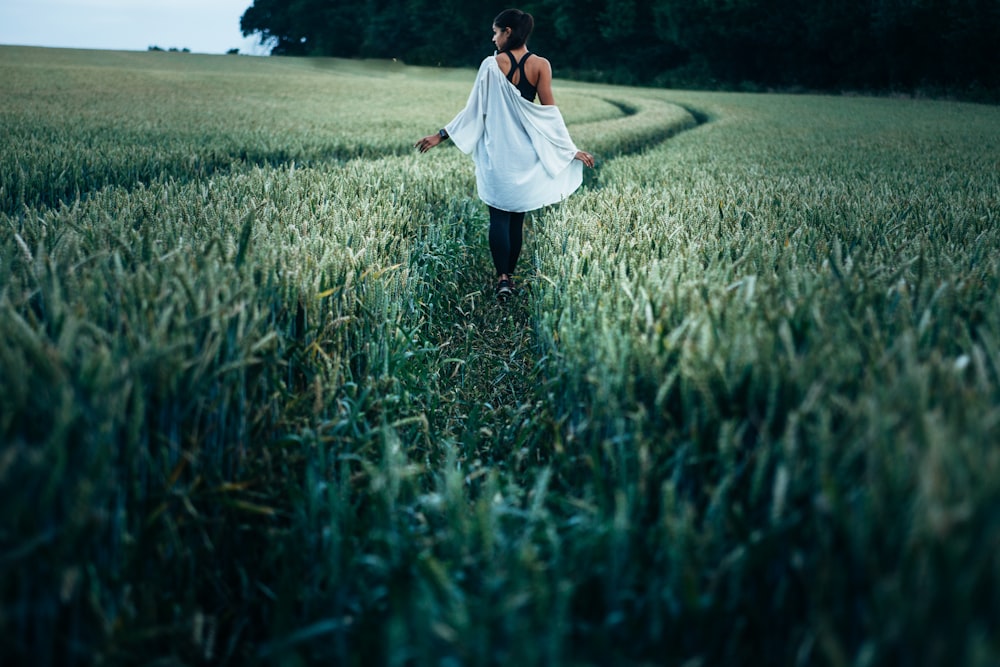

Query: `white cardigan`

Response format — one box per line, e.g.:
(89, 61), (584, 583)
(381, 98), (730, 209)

(445, 55), (583, 213)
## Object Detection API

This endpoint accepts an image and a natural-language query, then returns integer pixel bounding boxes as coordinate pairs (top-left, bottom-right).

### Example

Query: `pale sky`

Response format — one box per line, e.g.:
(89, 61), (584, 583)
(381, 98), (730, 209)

(0, 0), (272, 55)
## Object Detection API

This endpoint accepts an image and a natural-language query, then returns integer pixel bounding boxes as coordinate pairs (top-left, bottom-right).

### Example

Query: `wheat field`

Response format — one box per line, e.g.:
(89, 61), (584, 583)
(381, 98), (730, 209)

(2, 45), (999, 666)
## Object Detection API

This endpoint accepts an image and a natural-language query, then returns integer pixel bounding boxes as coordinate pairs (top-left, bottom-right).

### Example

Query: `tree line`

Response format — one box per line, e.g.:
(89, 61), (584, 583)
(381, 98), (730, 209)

(240, 0), (999, 97)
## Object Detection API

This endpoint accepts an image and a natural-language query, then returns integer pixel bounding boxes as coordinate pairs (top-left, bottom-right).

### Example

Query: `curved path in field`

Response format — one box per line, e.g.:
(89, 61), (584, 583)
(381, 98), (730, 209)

(425, 96), (709, 457)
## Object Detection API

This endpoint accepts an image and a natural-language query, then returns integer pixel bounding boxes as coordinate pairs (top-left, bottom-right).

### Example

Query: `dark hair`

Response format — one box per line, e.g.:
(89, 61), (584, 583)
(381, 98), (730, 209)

(493, 8), (534, 50)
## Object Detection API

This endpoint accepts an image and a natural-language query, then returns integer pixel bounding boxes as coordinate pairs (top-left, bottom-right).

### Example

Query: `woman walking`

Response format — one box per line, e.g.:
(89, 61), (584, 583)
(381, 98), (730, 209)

(416, 8), (595, 300)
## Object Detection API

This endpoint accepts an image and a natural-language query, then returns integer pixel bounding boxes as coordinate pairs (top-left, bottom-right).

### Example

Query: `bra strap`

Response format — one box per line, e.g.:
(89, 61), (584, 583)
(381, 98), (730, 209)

(503, 51), (517, 82)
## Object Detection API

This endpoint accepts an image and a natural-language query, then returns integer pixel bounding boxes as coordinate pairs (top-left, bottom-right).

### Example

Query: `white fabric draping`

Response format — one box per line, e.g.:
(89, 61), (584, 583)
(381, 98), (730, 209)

(445, 55), (583, 213)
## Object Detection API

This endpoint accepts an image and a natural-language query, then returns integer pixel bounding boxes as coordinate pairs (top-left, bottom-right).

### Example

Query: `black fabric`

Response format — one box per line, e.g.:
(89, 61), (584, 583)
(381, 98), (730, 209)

(488, 206), (526, 276)
(502, 51), (537, 102)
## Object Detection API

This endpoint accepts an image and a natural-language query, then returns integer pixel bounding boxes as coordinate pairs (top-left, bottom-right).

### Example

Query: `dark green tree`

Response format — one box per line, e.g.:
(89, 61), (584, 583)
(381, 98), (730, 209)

(238, 0), (998, 96)
(241, 0), (367, 56)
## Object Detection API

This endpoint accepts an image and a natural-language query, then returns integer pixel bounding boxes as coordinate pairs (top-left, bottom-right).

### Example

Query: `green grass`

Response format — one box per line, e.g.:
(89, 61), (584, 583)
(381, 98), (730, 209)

(1, 45), (999, 666)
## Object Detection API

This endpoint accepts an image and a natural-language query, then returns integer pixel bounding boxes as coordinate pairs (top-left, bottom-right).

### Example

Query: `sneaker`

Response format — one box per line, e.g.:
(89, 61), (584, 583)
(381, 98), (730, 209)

(496, 279), (513, 300)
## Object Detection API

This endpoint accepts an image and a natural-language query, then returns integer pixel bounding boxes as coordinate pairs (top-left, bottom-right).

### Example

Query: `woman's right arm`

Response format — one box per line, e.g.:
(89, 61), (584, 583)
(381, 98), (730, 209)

(574, 151), (595, 168)
(536, 58), (593, 167)
(536, 58), (555, 106)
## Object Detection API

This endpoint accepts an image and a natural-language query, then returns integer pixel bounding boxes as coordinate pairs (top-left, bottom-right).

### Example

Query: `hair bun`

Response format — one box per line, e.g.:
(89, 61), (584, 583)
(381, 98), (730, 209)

(494, 8), (535, 49)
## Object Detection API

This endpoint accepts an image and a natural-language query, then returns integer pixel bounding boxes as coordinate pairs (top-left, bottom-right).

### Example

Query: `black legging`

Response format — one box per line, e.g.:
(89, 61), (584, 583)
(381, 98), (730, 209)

(488, 206), (526, 278)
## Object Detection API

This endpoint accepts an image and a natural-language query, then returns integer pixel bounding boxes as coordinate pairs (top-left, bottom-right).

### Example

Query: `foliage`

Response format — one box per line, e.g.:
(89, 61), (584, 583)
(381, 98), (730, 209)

(239, 0), (1000, 96)
(2, 46), (1000, 666)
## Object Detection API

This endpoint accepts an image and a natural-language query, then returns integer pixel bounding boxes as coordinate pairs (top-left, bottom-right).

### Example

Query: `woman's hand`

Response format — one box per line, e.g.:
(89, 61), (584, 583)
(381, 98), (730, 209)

(575, 151), (595, 168)
(415, 133), (444, 153)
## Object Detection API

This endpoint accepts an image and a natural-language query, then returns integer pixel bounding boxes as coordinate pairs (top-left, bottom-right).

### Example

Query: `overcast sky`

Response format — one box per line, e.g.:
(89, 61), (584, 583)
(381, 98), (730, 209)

(0, 0), (271, 55)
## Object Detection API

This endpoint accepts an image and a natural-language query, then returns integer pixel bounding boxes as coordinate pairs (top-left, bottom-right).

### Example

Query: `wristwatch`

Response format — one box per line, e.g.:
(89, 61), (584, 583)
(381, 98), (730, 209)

(439, 128), (449, 140)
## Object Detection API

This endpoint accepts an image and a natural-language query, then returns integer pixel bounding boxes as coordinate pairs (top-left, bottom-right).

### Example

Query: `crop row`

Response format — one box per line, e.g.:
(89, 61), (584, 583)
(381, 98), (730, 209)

(529, 91), (1000, 663)
(3, 48), (999, 665)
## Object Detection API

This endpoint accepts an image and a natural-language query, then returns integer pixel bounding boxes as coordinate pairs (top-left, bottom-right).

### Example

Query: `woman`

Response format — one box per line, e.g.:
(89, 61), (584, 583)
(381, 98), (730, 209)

(416, 8), (595, 300)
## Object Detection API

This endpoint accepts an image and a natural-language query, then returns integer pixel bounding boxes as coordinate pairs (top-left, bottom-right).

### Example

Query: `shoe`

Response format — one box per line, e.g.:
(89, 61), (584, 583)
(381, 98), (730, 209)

(496, 279), (513, 300)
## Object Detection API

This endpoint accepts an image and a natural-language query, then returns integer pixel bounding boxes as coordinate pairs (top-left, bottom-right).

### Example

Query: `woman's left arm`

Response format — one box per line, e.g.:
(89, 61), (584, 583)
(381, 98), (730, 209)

(416, 130), (447, 153)
(416, 59), (490, 154)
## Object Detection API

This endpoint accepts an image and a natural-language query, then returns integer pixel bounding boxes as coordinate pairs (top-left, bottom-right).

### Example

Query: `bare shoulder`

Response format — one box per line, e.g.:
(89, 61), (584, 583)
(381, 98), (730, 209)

(527, 54), (552, 85)
(532, 54), (556, 105)
(529, 54), (552, 73)
(493, 52), (512, 76)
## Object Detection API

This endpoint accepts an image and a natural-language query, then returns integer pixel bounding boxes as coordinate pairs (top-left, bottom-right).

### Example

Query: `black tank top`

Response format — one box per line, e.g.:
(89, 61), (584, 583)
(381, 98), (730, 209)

(502, 51), (537, 102)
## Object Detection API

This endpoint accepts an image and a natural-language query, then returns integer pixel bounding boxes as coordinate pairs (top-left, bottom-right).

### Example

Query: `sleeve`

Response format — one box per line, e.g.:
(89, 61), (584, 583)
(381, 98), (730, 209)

(444, 60), (491, 155)
(518, 103), (579, 178)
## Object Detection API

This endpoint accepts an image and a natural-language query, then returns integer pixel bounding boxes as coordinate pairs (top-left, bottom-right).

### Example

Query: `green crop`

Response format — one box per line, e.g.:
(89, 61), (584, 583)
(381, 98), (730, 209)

(2, 46), (998, 666)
